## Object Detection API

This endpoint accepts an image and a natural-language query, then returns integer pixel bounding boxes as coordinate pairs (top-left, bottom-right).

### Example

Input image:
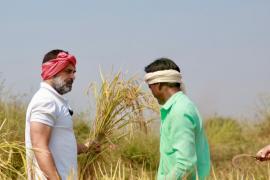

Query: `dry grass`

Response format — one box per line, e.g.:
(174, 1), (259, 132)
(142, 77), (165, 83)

(0, 119), (27, 180)
(0, 75), (270, 179)
(92, 159), (154, 180)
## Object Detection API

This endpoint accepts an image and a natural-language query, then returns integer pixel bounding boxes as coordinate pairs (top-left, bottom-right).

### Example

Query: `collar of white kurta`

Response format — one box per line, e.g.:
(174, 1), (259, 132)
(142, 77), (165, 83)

(144, 70), (182, 85)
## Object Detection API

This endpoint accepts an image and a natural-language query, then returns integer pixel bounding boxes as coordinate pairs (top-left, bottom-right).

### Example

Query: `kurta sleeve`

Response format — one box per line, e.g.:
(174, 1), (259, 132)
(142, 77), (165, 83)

(166, 112), (197, 179)
(30, 98), (58, 127)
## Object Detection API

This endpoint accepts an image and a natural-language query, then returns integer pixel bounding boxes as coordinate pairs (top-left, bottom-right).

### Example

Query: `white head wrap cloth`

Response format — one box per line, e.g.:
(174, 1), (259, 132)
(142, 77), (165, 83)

(144, 70), (186, 93)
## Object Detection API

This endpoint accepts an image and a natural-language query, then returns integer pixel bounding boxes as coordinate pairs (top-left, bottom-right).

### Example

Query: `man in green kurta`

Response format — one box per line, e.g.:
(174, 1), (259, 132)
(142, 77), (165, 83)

(144, 58), (211, 180)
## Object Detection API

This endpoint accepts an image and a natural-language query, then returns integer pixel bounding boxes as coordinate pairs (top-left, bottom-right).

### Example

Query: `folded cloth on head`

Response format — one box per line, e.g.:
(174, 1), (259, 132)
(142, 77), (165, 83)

(144, 69), (186, 93)
(41, 52), (76, 80)
(144, 69), (182, 85)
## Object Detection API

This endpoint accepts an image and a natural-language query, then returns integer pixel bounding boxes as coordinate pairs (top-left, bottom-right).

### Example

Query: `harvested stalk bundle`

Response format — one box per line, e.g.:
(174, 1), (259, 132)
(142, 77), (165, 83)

(79, 72), (158, 179)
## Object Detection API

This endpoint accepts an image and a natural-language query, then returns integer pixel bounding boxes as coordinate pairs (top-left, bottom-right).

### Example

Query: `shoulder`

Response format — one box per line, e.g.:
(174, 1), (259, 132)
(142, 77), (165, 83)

(27, 89), (60, 126)
(28, 89), (59, 113)
(173, 94), (197, 114)
(171, 94), (201, 126)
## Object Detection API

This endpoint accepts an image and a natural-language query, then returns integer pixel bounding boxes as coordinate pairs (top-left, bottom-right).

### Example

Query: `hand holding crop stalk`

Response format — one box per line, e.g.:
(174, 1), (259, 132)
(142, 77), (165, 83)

(78, 140), (101, 154)
(256, 144), (270, 161)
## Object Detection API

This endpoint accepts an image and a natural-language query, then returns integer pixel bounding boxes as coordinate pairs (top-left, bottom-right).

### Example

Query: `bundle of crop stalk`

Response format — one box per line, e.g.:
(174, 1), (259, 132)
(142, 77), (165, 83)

(79, 72), (158, 178)
(0, 119), (27, 179)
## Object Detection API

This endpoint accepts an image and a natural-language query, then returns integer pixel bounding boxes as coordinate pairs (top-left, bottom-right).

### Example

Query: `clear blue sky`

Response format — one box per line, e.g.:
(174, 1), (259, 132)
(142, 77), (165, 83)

(0, 0), (269, 118)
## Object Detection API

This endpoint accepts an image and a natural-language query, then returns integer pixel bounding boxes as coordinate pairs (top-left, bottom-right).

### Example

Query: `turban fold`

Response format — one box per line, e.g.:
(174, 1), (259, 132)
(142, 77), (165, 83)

(144, 69), (186, 93)
(144, 70), (182, 85)
(41, 52), (77, 80)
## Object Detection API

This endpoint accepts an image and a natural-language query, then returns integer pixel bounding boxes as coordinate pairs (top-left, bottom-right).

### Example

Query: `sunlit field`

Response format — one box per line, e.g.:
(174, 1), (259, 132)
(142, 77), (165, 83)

(0, 74), (270, 180)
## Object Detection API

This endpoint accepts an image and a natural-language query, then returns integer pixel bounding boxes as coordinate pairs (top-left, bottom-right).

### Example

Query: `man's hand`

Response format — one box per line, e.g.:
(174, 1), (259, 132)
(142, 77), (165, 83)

(77, 143), (88, 154)
(256, 144), (270, 161)
(80, 140), (101, 154)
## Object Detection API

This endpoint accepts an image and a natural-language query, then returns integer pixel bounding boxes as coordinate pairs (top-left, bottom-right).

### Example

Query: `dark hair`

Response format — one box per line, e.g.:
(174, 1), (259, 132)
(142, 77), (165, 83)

(42, 49), (68, 64)
(144, 58), (180, 73)
(144, 58), (181, 88)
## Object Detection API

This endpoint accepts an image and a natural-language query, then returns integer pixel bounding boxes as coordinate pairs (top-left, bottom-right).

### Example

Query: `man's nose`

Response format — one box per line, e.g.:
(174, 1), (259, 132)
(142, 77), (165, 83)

(70, 72), (76, 80)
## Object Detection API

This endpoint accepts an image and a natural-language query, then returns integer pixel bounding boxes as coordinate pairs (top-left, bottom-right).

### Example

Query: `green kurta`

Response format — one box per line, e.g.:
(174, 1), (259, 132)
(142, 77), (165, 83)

(157, 92), (210, 180)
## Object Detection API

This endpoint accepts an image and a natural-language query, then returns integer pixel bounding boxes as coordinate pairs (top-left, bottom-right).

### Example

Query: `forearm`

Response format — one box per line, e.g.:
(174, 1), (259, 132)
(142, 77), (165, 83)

(165, 149), (197, 179)
(167, 164), (196, 180)
(158, 170), (186, 180)
(33, 146), (60, 180)
(168, 113), (197, 179)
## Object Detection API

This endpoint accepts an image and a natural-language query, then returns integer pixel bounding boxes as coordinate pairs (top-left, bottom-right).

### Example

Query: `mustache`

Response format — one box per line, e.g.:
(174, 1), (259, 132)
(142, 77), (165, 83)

(66, 79), (74, 85)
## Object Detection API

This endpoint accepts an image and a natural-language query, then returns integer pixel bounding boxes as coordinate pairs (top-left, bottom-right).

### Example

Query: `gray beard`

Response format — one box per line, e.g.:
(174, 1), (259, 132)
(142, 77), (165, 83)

(51, 76), (72, 95)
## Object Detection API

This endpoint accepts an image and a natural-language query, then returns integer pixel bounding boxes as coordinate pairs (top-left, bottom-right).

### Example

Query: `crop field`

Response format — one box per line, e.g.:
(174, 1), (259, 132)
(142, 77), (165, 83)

(0, 75), (270, 180)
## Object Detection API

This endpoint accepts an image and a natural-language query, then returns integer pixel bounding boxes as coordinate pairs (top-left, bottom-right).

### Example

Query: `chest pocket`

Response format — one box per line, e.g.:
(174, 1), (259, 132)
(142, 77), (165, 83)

(54, 106), (74, 129)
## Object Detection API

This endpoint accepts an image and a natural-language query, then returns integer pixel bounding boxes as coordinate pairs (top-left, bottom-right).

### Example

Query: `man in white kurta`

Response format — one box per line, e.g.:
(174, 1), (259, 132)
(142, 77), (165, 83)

(25, 82), (77, 179)
(25, 49), (87, 179)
